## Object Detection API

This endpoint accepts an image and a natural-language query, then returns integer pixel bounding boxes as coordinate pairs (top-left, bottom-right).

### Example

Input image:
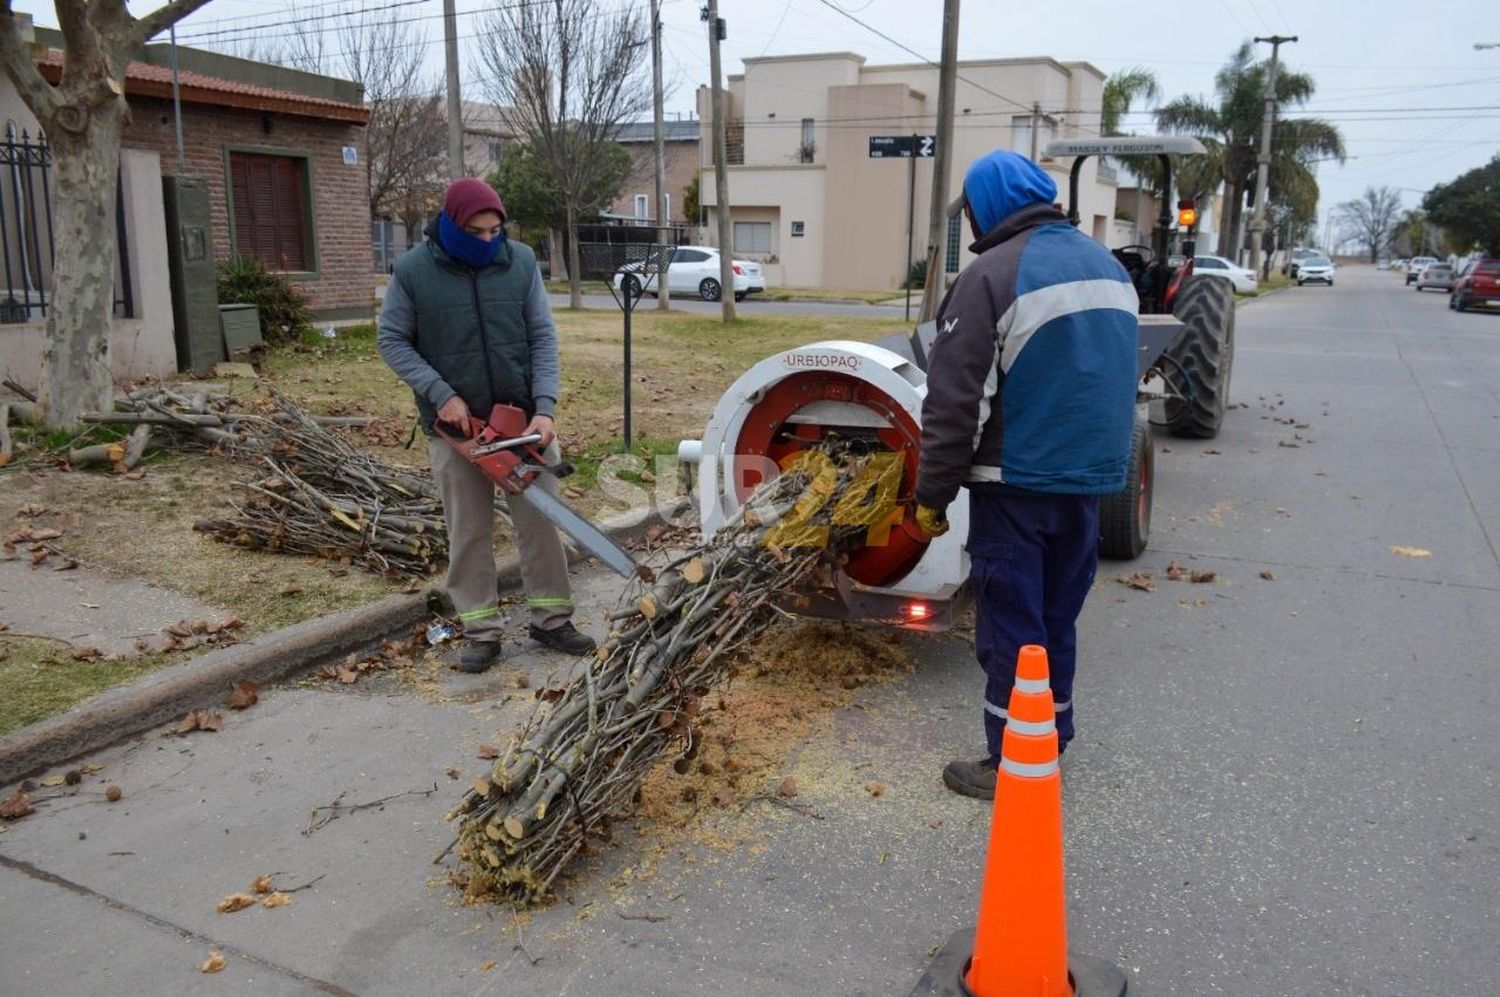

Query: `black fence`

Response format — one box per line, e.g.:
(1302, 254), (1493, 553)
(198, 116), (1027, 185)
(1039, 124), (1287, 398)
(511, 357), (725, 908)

(0, 124), (134, 324)
(575, 223), (689, 282)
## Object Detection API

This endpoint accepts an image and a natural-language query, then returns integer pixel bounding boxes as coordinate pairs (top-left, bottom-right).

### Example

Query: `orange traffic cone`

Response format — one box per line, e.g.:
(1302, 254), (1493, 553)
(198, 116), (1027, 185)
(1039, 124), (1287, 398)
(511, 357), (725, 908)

(909, 644), (1126, 997)
(966, 644), (1070, 995)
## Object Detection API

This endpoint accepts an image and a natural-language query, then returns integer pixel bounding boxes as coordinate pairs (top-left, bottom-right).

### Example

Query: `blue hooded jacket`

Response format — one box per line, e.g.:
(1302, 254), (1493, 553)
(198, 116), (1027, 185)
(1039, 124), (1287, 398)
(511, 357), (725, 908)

(916, 150), (1138, 507)
(963, 151), (1058, 235)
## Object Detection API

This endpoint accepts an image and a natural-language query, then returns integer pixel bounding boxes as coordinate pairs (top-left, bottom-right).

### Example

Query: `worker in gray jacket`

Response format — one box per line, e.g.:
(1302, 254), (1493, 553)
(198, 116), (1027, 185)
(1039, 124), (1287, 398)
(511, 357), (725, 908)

(378, 178), (596, 672)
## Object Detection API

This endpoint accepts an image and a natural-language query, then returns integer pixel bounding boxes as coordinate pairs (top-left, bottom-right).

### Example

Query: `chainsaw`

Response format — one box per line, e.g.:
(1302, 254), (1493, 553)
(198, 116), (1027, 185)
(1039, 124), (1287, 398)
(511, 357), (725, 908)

(436, 403), (654, 583)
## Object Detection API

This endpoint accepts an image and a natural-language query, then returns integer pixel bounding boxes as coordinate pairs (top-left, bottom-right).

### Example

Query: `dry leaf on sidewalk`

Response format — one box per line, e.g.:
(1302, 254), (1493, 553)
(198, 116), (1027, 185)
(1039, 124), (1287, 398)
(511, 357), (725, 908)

(1190, 570), (1217, 584)
(200, 952), (226, 974)
(0, 790), (35, 820)
(1390, 545), (1431, 558)
(175, 709), (224, 735)
(250, 874), (274, 894)
(226, 681), (259, 710)
(262, 892), (292, 909)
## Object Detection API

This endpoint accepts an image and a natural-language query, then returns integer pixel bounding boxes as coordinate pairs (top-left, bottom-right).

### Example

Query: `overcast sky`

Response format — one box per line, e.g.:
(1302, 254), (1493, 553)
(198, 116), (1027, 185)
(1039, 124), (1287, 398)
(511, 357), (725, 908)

(29, 0), (1500, 247)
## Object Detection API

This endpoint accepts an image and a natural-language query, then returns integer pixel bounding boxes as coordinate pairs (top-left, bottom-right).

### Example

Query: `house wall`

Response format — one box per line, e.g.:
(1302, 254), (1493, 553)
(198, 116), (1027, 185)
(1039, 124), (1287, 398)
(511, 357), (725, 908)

(699, 54), (1120, 290)
(122, 97), (373, 319)
(608, 140), (700, 226)
(0, 149), (175, 387)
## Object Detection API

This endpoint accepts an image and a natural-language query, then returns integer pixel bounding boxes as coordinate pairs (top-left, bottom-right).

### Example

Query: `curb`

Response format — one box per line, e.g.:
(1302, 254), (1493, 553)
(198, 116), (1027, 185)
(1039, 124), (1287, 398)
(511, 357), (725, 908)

(0, 498), (692, 788)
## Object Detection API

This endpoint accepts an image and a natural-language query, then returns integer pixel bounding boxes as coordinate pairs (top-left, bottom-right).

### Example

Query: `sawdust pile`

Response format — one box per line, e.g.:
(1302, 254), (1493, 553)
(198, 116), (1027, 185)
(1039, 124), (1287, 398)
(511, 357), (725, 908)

(636, 620), (913, 826)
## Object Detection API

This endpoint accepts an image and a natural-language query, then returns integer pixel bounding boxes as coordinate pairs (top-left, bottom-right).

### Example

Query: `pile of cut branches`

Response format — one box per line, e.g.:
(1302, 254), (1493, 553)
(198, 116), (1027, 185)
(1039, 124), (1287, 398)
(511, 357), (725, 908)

(191, 388), (448, 575)
(444, 443), (903, 903)
(3, 378), (515, 577)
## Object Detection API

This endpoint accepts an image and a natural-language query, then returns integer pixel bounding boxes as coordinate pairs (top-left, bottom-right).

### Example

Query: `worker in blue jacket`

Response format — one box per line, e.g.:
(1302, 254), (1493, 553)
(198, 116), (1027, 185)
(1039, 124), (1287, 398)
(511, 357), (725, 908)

(915, 150), (1139, 799)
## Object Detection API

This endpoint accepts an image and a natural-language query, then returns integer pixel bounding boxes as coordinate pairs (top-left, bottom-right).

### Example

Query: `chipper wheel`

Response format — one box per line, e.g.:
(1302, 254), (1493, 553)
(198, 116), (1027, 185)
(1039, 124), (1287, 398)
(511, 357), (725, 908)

(1099, 405), (1153, 560)
(1164, 275), (1235, 439)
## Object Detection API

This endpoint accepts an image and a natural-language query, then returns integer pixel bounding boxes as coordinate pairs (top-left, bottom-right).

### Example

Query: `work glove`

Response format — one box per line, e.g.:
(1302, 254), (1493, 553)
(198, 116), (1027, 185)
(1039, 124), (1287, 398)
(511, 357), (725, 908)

(915, 504), (950, 538)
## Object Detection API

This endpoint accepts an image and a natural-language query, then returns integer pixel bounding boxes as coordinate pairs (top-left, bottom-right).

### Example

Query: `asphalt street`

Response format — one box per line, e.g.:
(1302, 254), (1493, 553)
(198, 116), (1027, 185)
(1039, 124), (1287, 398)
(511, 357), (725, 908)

(2, 266), (1498, 995)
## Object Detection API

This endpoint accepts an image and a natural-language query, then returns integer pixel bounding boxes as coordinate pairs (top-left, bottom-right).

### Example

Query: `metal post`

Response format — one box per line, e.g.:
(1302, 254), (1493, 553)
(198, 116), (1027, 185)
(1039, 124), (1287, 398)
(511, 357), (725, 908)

(443, 0), (465, 180)
(905, 139), (916, 322)
(169, 25), (185, 173)
(623, 284), (633, 450)
(917, 0), (959, 324)
(1030, 102), (1041, 161)
(651, 0), (671, 309)
(707, 0), (736, 322)
(1249, 34), (1296, 276)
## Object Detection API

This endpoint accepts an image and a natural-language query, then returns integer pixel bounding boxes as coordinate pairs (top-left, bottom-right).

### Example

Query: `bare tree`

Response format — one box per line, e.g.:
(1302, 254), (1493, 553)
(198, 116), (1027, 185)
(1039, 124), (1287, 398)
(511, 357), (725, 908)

(1335, 186), (1403, 263)
(0, 0), (215, 429)
(250, 5), (448, 229)
(474, 0), (652, 309)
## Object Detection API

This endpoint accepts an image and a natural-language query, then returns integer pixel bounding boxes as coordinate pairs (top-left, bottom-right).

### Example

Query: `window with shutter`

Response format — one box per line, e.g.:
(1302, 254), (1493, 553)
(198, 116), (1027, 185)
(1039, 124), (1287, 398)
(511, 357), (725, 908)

(228, 151), (309, 272)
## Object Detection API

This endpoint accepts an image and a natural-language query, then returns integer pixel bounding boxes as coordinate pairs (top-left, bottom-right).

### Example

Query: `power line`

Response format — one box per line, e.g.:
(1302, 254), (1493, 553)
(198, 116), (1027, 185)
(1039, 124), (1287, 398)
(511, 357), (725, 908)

(173, 0), (430, 42)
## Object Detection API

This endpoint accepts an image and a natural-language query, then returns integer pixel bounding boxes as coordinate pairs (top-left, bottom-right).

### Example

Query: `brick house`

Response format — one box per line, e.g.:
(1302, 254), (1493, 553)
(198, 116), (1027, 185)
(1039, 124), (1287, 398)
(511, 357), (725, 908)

(18, 25), (372, 322)
(606, 119), (700, 229)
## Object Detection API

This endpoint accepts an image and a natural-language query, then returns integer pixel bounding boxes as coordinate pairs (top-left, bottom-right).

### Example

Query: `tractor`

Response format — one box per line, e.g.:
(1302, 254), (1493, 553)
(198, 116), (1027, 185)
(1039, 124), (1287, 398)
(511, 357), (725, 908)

(1041, 136), (1236, 558)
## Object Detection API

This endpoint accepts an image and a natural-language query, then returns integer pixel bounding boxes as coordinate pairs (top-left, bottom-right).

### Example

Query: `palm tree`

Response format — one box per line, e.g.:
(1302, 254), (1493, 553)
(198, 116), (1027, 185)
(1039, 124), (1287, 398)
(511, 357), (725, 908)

(1156, 43), (1345, 258)
(1100, 68), (1164, 244)
(1101, 67), (1161, 136)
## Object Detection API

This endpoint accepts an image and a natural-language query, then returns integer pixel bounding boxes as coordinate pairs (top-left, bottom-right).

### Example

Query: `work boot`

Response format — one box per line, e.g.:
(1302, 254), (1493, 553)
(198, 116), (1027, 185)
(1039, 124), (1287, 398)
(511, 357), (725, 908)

(942, 756), (999, 800)
(457, 640), (501, 674)
(529, 621), (597, 656)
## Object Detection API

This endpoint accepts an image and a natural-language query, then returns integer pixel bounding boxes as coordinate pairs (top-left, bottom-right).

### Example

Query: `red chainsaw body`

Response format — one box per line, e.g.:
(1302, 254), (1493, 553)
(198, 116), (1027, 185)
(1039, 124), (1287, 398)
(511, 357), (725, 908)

(435, 403), (542, 489)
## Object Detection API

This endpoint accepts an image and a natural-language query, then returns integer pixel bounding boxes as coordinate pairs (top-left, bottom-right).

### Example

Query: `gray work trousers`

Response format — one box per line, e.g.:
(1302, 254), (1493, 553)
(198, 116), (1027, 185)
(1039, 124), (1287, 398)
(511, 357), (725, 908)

(428, 438), (574, 641)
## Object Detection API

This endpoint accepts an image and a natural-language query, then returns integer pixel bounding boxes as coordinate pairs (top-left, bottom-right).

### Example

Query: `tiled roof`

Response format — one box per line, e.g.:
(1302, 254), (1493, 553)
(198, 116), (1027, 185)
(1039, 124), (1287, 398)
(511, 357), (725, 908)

(36, 50), (369, 124)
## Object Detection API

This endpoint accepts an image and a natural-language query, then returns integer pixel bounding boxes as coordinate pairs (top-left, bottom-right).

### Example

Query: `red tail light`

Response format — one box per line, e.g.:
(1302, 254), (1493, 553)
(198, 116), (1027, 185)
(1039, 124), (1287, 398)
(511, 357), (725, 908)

(732, 264), (744, 275)
(1165, 259), (1193, 309)
(904, 602), (931, 621)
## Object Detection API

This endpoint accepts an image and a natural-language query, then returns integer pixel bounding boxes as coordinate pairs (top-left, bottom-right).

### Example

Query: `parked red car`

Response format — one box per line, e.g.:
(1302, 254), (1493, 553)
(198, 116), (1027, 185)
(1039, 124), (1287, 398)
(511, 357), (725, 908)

(1450, 259), (1500, 312)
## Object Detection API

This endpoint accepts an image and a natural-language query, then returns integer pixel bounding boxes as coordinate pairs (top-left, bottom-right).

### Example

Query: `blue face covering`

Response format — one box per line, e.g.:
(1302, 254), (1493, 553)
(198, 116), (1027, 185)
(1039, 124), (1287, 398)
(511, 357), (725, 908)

(438, 210), (505, 269)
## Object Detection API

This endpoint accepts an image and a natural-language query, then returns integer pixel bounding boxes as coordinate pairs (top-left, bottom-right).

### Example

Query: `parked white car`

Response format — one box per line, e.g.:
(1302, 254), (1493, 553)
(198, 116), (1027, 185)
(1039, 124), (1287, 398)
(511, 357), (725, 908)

(612, 246), (766, 302)
(1192, 254), (1259, 294)
(1297, 256), (1335, 286)
(1404, 256), (1438, 285)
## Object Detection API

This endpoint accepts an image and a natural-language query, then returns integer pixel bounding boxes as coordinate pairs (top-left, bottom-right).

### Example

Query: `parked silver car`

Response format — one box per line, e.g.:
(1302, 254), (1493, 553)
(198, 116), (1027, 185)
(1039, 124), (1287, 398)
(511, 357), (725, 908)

(1414, 263), (1453, 292)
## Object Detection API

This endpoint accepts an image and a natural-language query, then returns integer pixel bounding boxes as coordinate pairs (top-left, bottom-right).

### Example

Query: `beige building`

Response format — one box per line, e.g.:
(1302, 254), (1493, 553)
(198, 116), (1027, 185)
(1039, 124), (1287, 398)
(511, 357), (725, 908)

(695, 51), (1124, 291)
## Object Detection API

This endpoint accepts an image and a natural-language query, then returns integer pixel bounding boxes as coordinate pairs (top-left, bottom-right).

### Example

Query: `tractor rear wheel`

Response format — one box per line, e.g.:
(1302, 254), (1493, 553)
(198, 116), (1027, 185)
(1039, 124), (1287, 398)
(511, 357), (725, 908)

(1099, 406), (1153, 560)
(1164, 275), (1235, 439)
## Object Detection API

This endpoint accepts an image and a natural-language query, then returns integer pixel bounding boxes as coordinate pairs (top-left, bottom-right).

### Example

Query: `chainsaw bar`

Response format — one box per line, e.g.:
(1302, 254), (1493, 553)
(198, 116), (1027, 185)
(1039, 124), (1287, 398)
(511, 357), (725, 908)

(514, 485), (654, 583)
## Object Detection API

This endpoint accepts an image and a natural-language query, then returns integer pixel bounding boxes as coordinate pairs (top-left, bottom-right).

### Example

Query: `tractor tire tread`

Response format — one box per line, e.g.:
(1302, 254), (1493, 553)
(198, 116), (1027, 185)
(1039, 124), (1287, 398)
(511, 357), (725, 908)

(1164, 275), (1235, 439)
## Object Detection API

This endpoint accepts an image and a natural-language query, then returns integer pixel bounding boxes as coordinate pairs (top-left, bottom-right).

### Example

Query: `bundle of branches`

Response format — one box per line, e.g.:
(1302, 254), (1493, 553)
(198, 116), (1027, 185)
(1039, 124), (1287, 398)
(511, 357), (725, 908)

(192, 387), (450, 575)
(443, 443), (903, 903)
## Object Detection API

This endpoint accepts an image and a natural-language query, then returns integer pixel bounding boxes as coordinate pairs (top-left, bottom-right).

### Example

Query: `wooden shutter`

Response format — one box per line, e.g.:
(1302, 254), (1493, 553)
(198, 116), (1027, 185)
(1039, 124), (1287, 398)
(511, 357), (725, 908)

(229, 152), (308, 272)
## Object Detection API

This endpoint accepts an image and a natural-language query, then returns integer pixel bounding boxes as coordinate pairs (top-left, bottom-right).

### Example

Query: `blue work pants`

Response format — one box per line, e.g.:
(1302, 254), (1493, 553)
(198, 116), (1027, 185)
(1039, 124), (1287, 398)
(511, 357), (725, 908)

(966, 483), (1100, 762)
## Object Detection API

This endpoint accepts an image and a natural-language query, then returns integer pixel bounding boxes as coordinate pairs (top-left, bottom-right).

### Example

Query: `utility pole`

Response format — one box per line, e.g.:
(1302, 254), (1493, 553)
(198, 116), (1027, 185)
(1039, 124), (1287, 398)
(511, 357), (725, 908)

(917, 0), (959, 324)
(651, 0), (672, 309)
(1030, 101), (1042, 161)
(1249, 34), (1296, 276)
(706, 0), (736, 322)
(443, 0), (464, 180)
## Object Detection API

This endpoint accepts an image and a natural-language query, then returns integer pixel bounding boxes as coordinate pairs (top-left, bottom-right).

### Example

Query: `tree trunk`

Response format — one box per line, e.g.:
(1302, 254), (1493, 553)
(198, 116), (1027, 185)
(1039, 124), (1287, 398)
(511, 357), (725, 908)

(38, 105), (125, 430)
(548, 228), (567, 282)
(565, 200), (583, 311)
